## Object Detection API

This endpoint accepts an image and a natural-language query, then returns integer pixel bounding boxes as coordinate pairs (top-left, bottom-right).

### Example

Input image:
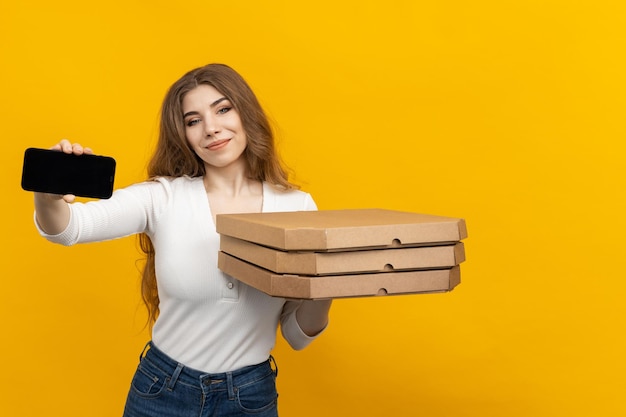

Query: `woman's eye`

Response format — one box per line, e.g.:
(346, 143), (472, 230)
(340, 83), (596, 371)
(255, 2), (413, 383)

(186, 119), (201, 127)
(217, 107), (231, 115)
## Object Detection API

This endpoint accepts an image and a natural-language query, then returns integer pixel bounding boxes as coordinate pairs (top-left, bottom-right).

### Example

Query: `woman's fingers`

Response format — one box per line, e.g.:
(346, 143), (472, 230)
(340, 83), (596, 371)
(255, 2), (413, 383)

(44, 140), (92, 201)
(51, 139), (88, 155)
(62, 194), (76, 203)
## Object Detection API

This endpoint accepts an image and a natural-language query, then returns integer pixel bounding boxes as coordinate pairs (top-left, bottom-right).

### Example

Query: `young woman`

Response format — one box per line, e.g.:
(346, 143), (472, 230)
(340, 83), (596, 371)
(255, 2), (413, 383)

(33, 63), (332, 417)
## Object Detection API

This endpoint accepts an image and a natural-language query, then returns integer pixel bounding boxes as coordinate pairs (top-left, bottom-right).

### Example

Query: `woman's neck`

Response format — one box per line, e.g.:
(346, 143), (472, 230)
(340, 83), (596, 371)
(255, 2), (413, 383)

(203, 160), (264, 220)
(203, 158), (254, 196)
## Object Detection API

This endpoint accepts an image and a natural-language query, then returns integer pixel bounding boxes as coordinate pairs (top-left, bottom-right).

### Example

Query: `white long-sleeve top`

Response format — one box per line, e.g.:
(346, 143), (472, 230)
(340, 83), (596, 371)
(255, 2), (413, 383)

(36, 176), (321, 373)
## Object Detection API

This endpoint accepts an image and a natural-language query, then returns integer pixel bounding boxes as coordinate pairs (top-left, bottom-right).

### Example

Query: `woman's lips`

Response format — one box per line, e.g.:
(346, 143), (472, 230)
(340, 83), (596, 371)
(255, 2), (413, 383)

(207, 139), (230, 150)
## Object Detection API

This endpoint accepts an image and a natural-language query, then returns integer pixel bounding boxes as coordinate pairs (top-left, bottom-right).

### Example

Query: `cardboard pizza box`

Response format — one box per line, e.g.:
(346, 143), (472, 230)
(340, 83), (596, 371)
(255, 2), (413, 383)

(218, 252), (461, 300)
(220, 235), (465, 275)
(216, 209), (467, 251)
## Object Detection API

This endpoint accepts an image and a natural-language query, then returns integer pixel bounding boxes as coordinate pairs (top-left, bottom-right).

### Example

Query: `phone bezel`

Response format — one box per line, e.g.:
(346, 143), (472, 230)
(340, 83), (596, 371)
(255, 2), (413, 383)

(21, 147), (116, 199)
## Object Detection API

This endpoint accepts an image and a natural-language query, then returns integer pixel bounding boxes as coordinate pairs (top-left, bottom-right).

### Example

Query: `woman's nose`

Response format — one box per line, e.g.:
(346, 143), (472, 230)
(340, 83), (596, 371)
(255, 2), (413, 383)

(204, 116), (220, 136)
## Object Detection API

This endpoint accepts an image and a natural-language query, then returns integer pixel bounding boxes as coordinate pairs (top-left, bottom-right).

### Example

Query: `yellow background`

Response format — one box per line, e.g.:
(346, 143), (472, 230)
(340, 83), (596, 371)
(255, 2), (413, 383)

(2, 1), (625, 415)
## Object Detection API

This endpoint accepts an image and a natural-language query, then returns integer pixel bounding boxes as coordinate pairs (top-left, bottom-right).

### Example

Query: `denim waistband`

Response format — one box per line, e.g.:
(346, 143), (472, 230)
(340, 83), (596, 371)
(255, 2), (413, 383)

(139, 341), (277, 393)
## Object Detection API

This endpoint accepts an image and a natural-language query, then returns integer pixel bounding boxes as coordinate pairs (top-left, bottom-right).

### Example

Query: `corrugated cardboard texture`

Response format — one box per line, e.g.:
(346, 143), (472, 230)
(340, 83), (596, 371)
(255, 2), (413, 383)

(218, 252), (461, 299)
(216, 209), (467, 250)
(220, 235), (465, 275)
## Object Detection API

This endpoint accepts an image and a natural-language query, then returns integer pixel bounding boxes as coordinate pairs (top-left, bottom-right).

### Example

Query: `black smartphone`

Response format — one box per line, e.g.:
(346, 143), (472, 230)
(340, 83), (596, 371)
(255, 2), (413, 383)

(21, 147), (116, 199)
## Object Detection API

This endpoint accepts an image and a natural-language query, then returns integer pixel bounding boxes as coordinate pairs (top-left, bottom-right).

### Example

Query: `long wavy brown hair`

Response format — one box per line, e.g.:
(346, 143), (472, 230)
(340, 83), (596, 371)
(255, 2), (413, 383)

(140, 63), (297, 327)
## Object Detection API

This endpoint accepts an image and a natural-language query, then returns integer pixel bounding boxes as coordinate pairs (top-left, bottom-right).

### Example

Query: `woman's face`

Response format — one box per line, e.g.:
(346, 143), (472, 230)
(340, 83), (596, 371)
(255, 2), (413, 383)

(182, 84), (247, 170)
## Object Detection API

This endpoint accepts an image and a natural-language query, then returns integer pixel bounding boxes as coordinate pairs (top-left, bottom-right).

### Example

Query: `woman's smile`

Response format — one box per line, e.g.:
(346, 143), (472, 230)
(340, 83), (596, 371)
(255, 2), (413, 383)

(207, 139), (231, 151)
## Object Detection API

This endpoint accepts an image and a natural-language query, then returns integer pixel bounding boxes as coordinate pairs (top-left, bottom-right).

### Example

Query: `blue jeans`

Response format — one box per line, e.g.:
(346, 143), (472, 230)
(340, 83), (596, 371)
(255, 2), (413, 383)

(122, 342), (279, 417)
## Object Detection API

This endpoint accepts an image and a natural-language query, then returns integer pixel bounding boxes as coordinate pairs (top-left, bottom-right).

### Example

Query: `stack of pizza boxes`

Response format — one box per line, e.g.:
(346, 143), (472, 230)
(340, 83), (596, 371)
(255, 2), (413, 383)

(216, 209), (467, 299)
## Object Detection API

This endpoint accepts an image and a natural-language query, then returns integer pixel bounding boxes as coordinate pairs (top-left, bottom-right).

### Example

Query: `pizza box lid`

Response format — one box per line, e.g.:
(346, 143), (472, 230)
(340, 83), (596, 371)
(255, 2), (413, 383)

(216, 209), (467, 251)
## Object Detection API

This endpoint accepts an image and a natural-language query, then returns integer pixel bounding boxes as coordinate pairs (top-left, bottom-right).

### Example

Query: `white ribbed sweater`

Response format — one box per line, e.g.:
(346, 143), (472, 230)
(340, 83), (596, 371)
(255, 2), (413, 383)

(36, 176), (320, 373)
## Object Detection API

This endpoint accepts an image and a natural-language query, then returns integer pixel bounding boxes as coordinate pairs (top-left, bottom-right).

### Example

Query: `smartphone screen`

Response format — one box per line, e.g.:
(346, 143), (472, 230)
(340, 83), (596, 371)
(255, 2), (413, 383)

(21, 148), (116, 199)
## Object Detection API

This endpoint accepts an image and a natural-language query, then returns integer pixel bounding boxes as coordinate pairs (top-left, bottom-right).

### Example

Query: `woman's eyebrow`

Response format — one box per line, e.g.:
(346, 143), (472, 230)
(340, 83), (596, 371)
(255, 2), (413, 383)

(183, 97), (229, 118)
(210, 97), (229, 108)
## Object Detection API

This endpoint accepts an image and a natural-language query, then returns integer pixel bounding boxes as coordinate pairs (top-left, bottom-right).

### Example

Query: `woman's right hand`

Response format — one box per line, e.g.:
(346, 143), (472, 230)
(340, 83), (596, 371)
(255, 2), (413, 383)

(37, 139), (94, 203)
(34, 139), (94, 234)
(52, 139), (93, 156)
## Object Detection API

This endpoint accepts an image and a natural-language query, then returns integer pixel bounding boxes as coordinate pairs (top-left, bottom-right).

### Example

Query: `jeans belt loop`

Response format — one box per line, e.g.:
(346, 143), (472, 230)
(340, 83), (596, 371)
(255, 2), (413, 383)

(139, 341), (152, 362)
(269, 355), (278, 377)
(226, 372), (235, 400)
(167, 363), (184, 391)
